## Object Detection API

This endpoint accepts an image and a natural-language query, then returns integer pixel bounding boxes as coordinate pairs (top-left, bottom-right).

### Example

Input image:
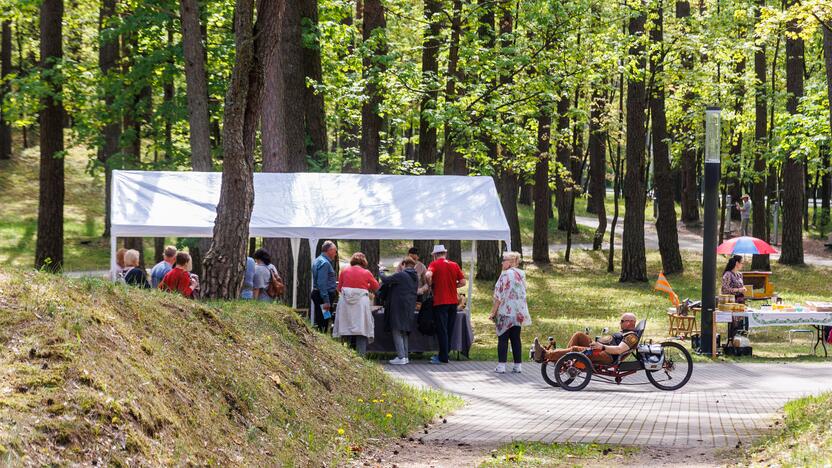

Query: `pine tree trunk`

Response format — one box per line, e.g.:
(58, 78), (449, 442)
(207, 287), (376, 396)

(0, 20), (10, 161)
(261, 0), (311, 303)
(416, 0), (442, 173)
(300, 0), (327, 164)
(588, 90), (607, 251)
(533, 108), (551, 263)
(499, 168), (522, 254)
(98, 0), (119, 238)
(676, 1), (699, 225)
(202, 0), (261, 299)
(555, 95), (573, 232)
(751, 0), (770, 270)
(180, 0), (212, 171)
(649, 5), (682, 274)
(35, 0), (64, 272)
(620, 7), (648, 283)
(441, 0), (464, 266)
(779, 3), (804, 265)
(475, 2), (500, 281)
(358, 0), (386, 276)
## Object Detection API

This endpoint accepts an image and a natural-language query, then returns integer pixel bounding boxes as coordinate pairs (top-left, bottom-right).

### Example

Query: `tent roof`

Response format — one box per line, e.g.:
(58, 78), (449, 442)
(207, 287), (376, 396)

(110, 170), (511, 242)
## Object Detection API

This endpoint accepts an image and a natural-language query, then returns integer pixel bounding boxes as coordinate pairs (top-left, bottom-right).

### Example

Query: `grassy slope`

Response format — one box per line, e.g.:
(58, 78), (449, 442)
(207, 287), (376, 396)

(0, 270), (458, 465)
(738, 392), (832, 465)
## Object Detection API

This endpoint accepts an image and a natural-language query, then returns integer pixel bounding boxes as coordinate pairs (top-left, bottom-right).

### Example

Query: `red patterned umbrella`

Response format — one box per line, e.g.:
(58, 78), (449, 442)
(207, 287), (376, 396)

(716, 236), (778, 255)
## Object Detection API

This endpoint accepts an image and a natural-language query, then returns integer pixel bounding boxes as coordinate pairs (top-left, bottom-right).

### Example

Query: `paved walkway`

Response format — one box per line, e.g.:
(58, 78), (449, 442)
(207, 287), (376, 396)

(385, 361), (832, 448)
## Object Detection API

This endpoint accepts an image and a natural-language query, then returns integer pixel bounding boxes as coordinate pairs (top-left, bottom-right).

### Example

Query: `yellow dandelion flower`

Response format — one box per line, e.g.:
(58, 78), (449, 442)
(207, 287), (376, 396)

(357, 398), (364, 403)
(338, 428), (345, 435)
(385, 413), (392, 419)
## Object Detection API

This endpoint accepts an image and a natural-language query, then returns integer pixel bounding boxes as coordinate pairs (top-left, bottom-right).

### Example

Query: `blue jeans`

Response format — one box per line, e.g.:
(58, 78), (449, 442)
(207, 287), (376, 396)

(434, 304), (457, 362)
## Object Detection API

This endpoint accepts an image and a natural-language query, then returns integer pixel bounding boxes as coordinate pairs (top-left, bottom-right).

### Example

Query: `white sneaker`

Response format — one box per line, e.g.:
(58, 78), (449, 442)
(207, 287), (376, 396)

(512, 363), (522, 373)
(494, 363), (506, 374)
(404, 358), (409, 364)
(389, 357), (407, 365)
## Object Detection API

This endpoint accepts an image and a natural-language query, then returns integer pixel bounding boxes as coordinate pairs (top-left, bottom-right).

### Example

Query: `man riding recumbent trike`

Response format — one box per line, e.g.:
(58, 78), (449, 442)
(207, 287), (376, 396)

(531, 313), (693, 391)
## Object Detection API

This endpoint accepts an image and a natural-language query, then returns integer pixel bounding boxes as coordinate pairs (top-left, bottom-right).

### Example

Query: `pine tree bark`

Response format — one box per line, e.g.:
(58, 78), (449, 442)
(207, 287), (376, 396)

(496, 1), (521, 255)
(779, 2), (804, 265)
(676, 1), (699, 224)
(555, 95), (573, 232)
(533, 108), (551, 263)
(180, 0), (212, 171)
(0, 20), (10, 161)
(98, 0), (120, 238)
(441, 0), (465, 266)
(821, 25), (832, 234)
(650, 4), (682, 274)
(752, 0), (770, 270)
(588, 90), (607, 250)
(416, 0), (442, 173)
(475, 1), (500, 281)
(202, 0), (262, 299)
(359, 0), (386, 277)
(36, 0), (65, 271)
(262, 0), (311, 302)
(300, 0), (327, 163)
(620, 6), (648, 282)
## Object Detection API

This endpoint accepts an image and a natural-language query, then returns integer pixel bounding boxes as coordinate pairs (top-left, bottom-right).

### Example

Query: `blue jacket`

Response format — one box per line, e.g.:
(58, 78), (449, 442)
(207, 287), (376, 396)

(312, 253), (337, 304)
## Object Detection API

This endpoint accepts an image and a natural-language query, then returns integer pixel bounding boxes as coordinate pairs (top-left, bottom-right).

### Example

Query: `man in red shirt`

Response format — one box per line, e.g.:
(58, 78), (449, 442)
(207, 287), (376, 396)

(425, 244), (466, 364)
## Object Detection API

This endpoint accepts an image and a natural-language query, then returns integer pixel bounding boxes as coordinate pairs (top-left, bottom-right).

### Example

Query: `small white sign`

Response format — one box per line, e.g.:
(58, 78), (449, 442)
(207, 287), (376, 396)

(715, 312), (734, 323)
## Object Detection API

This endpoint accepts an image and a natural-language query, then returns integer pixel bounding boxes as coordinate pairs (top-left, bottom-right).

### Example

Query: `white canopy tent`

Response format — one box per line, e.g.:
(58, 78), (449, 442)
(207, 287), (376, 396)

(110, 170), (511, 316)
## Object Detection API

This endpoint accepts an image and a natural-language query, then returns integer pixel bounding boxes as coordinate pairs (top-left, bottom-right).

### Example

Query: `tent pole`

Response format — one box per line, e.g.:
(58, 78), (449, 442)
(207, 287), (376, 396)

(308, 238), (318, 324)
(290, 238), (300, 309)
(467, 240), (476, 313)
(110, 235), (117, 281)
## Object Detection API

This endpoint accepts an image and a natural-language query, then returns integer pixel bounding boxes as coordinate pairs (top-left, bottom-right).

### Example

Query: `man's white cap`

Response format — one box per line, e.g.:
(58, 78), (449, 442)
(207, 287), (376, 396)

(431, 244), (447, 255)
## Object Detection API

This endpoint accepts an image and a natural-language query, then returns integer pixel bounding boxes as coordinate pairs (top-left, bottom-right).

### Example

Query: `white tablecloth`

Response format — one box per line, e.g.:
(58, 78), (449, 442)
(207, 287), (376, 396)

(735, 310), (832, 328)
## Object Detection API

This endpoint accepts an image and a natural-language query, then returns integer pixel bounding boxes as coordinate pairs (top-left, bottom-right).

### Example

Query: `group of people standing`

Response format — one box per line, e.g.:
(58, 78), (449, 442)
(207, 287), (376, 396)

(309, 241), (532, 371)
(114, 245), (200, 298)
(114, 244), (283, 302)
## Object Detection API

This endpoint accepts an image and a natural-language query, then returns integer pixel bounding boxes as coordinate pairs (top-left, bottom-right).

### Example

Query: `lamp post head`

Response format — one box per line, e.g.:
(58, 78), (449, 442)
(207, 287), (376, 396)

(705, 106), (722, 163)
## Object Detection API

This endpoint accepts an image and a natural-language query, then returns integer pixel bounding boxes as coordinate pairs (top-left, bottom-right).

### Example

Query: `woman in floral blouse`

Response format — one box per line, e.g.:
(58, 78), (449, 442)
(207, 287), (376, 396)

(489, 251), (532, 374)
(721, 255), (746, 303)
(721, 255), (747, 339)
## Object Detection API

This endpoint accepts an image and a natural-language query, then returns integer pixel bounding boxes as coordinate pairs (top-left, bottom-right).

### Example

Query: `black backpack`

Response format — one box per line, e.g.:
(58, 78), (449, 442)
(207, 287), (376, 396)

(417, 295), (436, 336)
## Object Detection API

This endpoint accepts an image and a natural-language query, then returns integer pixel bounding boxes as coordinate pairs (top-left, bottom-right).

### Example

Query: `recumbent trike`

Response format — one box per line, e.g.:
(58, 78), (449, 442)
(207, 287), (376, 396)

(537, 320), (693, 391)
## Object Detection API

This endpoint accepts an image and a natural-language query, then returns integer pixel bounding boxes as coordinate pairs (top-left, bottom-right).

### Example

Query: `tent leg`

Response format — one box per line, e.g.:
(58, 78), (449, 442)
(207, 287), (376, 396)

(290, 238), (300, 309)
(308, 238), (319, 324)
(110, 236), (117, 281)
(467, 241), (476, 313)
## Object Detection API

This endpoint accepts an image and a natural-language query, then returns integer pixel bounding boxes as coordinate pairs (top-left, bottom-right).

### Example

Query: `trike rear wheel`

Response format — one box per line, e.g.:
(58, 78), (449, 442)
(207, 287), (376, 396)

(554, 352), (593, 391)
(646, 341), (693, 391)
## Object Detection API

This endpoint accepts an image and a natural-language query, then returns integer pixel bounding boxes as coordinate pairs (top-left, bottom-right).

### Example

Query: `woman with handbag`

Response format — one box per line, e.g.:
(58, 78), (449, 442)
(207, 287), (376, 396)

(334, 253), (379, 356)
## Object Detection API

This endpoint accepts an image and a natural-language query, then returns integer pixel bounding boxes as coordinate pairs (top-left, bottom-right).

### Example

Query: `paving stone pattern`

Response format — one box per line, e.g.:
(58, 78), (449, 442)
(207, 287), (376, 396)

(385, 361), (832, 447)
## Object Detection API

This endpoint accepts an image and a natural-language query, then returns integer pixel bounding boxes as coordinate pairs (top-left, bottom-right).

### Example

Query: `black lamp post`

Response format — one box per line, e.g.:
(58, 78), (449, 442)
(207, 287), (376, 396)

(700, 106), (722, 355)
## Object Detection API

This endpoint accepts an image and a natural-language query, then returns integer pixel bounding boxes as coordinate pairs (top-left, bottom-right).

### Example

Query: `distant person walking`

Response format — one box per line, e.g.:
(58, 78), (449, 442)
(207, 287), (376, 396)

(425, 244), (466, 364)
(312, 241), (338, 333)
(737, 194), (752, 236)
(489, 251), (531, 373)
(159, 252), (196, 298)
(123, 249), (150, 289)
(381, 256), (418, 365)
(334, 252), (379, 356)
(150, 245), (177, 288)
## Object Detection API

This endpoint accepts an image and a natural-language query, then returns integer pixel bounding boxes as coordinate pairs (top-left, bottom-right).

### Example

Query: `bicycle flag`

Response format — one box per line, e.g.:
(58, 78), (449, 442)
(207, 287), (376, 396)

(654, 272), (680, 307)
